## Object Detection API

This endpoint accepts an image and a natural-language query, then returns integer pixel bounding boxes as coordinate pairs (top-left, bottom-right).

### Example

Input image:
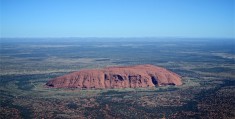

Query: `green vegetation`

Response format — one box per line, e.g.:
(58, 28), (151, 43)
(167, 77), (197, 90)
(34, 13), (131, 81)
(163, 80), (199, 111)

(192, 67), (234, 73)
(0, 39), (234, 118)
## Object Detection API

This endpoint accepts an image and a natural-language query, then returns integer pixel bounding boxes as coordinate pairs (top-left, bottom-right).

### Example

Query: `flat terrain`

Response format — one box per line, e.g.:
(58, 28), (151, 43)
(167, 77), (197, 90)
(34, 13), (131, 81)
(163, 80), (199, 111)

(0, 38), (235, 118)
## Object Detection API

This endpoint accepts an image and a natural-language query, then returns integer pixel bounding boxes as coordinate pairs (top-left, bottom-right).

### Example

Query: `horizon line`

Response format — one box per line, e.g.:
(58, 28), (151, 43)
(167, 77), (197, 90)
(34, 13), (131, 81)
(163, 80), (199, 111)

(1, 36), (234, 39)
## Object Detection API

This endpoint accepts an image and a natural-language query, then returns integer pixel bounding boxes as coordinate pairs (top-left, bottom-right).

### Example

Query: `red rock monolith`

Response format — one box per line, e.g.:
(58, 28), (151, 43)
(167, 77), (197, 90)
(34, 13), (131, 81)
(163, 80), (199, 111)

(46, 64), (182, 89)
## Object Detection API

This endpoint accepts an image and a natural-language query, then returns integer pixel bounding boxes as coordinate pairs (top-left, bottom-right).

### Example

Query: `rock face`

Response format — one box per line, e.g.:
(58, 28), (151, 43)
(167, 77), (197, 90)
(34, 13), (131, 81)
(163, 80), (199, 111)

(46, 64), (182, 89)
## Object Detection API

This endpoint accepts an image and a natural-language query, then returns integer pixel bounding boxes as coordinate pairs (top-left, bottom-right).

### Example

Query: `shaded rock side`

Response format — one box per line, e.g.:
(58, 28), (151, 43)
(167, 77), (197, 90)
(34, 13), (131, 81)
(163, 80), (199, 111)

(46, 64), (182, 89)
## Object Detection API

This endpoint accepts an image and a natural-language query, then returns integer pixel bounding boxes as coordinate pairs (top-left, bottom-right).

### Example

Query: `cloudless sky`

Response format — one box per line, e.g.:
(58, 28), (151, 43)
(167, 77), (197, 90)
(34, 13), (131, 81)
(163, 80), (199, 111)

(0, 0), (234, 38)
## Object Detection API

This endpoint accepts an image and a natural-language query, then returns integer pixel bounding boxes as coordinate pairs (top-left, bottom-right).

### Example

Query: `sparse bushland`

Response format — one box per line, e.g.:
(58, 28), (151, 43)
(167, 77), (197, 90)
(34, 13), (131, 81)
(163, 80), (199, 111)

(1, 39), (234, 118)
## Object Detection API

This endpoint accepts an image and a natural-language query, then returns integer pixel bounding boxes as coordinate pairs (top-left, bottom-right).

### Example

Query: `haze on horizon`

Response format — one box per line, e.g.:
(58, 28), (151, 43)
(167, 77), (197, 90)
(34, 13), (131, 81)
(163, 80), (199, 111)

(0, 0), (234, 38)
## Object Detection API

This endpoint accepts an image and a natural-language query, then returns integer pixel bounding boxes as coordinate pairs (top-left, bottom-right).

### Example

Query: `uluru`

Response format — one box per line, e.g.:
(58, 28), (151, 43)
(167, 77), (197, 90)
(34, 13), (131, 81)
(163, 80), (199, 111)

(46, 64), (182, 89)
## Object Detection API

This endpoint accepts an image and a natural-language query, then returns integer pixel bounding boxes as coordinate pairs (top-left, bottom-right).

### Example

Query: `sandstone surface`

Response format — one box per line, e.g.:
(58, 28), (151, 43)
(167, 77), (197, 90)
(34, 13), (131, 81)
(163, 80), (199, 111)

(46, 64), (182, 89)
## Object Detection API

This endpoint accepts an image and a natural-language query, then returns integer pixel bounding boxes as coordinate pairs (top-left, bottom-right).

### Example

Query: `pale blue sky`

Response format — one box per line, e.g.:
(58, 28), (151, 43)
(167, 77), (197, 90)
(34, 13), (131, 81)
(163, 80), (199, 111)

(0, 0), (234, 38)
